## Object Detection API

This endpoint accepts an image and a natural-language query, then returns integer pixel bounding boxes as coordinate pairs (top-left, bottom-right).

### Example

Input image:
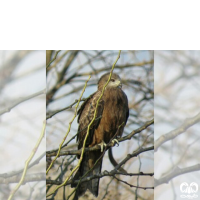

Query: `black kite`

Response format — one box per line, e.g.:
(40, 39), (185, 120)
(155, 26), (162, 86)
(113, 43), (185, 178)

(71, 73), (129, 199)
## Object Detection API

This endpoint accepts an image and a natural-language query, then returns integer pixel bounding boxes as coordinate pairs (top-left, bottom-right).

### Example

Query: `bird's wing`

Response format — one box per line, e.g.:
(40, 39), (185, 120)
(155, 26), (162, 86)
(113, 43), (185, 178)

(77, 91), (104, 149)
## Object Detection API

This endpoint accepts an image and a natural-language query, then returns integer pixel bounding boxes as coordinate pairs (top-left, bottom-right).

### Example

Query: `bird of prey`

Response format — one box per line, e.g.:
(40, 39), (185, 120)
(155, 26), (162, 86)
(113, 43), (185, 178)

(71, 72), (129, 199)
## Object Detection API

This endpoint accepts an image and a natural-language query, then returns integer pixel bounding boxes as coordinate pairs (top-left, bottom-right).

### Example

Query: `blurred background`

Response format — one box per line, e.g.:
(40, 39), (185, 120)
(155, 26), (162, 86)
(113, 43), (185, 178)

(154, 51), (200, 199)
(0, 51), (46, 199)
(46, 50), (154, 200)
(2, 50), (199, 200)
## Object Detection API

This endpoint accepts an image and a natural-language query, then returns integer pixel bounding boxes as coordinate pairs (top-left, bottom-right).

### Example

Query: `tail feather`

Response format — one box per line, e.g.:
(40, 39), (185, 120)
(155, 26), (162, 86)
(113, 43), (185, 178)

(88, 153), (102, 197)
(71, 151), (102, 199)
(71, 153), (89, 197)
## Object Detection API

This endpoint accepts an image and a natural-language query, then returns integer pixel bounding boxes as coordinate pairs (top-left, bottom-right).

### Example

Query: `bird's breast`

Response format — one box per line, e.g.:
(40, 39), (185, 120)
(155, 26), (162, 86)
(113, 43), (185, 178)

(101, 89), (127, 134)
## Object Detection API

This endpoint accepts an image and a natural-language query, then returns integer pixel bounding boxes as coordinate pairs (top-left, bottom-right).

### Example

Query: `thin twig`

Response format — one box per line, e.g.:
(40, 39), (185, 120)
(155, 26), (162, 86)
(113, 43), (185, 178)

(46, 119), (154, 157)
(46, 50), (121, 198)
(7, 121), (46, 200)
(46, 76), (91, 174)
(0, 89), (45, 116)
(46, 50), (61, 69)
(0, 173), (45, 184)
(155, 112), (200, 151)
(114, 175), (154, 190)
(155, 163), (200, 187)
(0, 152), (45, 178)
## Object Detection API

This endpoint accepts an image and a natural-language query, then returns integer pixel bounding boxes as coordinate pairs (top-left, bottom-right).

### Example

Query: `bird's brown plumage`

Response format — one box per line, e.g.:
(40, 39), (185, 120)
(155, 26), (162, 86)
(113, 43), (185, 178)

(71, 73), (129, 199)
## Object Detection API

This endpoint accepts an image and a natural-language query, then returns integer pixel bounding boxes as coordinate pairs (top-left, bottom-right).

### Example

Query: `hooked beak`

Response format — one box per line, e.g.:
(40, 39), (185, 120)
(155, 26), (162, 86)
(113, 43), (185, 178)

(118, 83), (122, 88)
(115, 80), (122, 88)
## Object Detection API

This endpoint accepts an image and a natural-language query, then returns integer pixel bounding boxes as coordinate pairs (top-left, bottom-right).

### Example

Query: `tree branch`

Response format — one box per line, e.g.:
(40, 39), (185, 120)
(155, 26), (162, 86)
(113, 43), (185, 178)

(46, 98), (86, 119)
(0, 152), (45, 178)
(0, 89), (45, 116)
(0, 173), (45, 184)
(155, 112), (200, 151)
(108, 148), (127, 173)
(155, 163), (200, 187)
(46, 119), (154, 157)
(47, 170), (153, 186)
(113, 175), (154, 190)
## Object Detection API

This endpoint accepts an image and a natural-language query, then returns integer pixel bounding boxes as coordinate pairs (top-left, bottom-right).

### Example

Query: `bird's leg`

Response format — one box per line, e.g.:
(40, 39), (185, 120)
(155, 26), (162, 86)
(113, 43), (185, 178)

(98, 140), (107, 152)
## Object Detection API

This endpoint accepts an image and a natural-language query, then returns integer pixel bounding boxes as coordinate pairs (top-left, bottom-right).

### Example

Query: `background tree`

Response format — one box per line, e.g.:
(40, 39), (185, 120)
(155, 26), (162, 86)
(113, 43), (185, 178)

(46, 50), (154, 200)
(154, 50), (200, 199)
(0, 51), (46, 199)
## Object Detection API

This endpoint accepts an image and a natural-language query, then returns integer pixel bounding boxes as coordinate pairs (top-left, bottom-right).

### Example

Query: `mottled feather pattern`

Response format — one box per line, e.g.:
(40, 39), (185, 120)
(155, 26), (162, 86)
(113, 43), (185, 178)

(77, 91), (104, 151)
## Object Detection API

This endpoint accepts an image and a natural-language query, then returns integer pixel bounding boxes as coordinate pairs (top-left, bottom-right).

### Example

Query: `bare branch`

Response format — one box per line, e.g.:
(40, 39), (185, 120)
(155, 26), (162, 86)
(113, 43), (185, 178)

(0, 152), (45, 179)
(155, 112), (200, 151)
(46, 120), (154, 157)
(155, 164), (200, 187)
(0, 89), (45, 116)
(0, 173), (45, 184)
(47, 170), (153, 186)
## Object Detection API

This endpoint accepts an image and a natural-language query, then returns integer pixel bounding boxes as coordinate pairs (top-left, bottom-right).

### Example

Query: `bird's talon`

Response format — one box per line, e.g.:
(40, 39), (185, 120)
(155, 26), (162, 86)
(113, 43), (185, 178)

(111, 139), (119, 146)
(98, 141), (106, 152)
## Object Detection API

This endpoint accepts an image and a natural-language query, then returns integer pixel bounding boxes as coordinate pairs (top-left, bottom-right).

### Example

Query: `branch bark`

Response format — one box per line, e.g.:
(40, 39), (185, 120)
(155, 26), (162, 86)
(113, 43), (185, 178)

(155, 112), (200, 151)
(155, 163), (200, 187)
(46, 119), (154, 157)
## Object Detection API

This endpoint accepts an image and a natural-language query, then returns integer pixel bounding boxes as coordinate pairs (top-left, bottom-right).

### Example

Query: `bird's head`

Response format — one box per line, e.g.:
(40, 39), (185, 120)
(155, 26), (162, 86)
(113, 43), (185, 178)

(98, 72), (122, 90)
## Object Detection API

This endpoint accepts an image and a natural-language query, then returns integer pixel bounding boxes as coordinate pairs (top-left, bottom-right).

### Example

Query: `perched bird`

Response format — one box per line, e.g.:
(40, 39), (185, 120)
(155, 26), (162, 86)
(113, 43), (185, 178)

(71, 72), (129, 199)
